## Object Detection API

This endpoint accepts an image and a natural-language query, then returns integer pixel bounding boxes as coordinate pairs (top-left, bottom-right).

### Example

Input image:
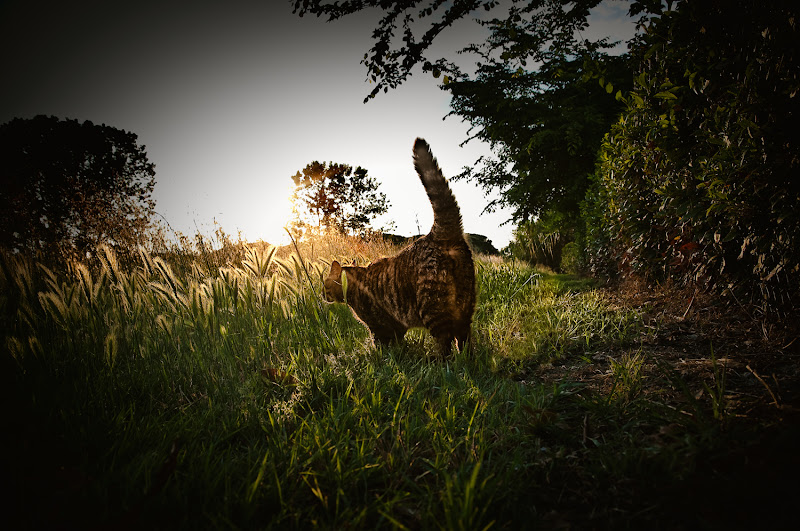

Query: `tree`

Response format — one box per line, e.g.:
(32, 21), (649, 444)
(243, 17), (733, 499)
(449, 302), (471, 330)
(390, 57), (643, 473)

(0, 115), (156, 260)
(291, 0), (607, 103)
(289, 161), (390, 237)
(447, 48), (631, 224)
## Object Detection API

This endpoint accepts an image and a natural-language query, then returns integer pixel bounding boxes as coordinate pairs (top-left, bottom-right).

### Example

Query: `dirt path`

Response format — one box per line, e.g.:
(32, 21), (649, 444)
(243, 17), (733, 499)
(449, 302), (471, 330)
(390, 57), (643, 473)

(533, 282), (800, 528)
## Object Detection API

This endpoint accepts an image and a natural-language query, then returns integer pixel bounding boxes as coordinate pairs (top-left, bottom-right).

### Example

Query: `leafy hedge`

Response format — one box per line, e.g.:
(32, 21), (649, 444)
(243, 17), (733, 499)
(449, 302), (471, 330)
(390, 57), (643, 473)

(589, 0), (800, 310)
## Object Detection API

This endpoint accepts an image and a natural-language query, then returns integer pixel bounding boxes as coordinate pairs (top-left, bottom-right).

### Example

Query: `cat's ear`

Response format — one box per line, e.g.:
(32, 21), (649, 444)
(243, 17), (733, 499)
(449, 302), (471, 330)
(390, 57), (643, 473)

(330, 260), (342, 276)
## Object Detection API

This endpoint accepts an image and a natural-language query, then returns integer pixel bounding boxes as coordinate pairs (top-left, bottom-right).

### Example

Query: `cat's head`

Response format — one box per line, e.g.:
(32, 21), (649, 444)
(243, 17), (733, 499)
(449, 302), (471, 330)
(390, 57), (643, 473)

(323, 260), (346, 302)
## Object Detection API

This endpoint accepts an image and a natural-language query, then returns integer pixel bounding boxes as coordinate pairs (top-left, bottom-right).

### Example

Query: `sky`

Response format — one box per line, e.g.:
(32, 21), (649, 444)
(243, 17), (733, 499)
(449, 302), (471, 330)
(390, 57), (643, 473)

(0, 0), (636, 249)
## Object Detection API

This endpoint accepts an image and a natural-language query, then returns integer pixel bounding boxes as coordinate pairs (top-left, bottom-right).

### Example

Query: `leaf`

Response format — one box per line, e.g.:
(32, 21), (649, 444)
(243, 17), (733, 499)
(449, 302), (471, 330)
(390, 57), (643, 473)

(654, 91), (678, 100)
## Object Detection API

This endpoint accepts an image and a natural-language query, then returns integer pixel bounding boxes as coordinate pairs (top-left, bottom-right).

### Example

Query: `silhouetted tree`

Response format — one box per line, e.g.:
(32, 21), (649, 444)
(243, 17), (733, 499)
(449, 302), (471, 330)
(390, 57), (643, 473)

(292, 0), (606, 104)
(0, 115), (156, 260)
(289, 161), (389, 237)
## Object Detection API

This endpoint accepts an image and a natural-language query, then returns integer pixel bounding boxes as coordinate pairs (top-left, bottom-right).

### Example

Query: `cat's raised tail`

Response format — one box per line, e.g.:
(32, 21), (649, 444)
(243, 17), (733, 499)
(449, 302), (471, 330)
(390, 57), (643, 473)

(413, 138), (464, 241)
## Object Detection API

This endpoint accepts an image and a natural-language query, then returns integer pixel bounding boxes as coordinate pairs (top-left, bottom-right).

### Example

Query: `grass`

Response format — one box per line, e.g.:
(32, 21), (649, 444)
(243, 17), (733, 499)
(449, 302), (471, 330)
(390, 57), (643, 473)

(2, 234), (797, 529)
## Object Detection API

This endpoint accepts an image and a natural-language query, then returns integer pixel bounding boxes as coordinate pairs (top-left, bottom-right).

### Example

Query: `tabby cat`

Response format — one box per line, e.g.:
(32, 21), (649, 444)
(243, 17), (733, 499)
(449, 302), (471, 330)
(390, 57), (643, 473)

(323, 138), (475, 356)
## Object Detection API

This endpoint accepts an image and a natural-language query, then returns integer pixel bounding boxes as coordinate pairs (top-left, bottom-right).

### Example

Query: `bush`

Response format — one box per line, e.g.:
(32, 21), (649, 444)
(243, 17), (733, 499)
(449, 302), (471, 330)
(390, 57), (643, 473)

(560, 242), (581, 275)
(590, 0), (800, 310)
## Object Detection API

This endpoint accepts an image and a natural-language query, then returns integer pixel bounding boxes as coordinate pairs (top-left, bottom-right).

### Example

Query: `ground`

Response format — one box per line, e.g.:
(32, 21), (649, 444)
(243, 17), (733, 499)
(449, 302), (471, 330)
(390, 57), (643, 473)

(533, 279), (800, 529)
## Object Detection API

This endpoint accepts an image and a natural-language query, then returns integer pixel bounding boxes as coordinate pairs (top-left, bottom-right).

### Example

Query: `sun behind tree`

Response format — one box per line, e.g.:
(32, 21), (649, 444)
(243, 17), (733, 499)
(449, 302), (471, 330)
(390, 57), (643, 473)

(288, 160), (390, 239)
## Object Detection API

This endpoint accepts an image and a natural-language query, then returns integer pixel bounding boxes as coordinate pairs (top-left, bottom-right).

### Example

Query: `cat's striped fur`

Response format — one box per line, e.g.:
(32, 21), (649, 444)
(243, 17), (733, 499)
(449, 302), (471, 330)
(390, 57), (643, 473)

(324, 138), (475, 356)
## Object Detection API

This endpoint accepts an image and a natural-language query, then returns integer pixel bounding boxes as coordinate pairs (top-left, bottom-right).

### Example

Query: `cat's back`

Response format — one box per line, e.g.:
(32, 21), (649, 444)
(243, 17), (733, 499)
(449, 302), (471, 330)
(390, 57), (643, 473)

(396, 233), (475, 319)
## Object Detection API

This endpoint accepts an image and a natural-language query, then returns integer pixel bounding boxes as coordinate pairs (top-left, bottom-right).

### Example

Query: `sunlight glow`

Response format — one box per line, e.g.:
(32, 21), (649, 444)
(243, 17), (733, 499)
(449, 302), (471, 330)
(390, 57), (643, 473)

(246, 183), (294, 246)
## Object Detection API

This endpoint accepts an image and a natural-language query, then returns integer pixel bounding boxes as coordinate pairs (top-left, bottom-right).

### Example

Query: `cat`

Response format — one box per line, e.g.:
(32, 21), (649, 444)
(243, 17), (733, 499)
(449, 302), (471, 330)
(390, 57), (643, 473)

(324, 137), (475, 356)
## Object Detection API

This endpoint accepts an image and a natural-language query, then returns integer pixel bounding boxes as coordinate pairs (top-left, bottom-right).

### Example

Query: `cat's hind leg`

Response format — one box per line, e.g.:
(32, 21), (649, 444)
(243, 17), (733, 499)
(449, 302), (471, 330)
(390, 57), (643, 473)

(454, 328), (472, 354)
(432, 324), (471, 357)
(371, 324), (406, 347)
(436, 336), (456, 357)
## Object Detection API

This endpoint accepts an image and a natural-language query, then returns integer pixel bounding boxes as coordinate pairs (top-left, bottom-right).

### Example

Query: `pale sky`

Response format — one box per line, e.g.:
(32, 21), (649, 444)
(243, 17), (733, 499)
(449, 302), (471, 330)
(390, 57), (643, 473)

(0, 0), (635, 249)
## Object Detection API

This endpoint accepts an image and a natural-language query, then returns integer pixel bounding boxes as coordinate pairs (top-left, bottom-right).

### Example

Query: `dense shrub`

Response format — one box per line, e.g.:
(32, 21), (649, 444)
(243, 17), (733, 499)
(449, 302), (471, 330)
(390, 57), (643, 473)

(590, 0), (800, 310)
(507, 212), (571, 272)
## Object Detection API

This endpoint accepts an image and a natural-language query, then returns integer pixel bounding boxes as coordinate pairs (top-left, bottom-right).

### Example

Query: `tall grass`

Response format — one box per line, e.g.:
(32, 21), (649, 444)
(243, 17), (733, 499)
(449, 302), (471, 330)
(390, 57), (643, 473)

(475, 260), (640, 367)
(2, 234), (736, 529)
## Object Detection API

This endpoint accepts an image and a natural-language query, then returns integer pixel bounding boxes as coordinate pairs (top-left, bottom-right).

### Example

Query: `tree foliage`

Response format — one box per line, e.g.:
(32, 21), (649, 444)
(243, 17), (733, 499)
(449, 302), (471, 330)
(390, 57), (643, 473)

(590, 0), (800, 308)
(290, 161), (390, 237)
(292, 0), (607, 102)
(447, 47), (631, 224)
(292, 0), (631, 234)
(439, 0), (631, 223)
(292, 0), (504, 102)
(0, 115), (156, 260)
